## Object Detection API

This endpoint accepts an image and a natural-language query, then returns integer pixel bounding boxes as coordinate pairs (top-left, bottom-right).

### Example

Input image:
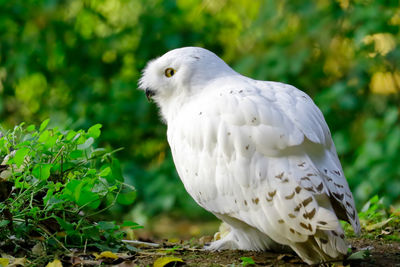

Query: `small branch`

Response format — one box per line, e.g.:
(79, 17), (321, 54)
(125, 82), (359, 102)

(122, 240), (160, 247)
(51, 146), (65, 164)
(37, 224), (70, 253)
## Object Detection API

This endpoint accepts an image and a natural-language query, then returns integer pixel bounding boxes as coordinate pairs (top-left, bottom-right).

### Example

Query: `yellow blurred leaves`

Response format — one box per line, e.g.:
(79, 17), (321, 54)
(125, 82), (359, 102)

(336, 0), (349, 10)
(15, 73), (47, 115)
(66, 0), (142, 39)
(390, 10), (400, 25)
(363, 33), (396, 57)
(323, 37), (354, 78)
(102, 50), (117, 63)
(370, 71), (400, 95)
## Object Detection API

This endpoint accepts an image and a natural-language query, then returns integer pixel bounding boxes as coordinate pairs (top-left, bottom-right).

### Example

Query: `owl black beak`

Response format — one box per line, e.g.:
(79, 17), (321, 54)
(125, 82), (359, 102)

(145, 89), (155, 101)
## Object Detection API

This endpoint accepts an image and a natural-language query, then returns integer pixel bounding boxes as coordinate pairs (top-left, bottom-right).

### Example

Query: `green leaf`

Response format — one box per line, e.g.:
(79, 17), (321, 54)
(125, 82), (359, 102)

(90, 148), (107, 158)
(77, 137), (94, 150)
(347, 250), (370, 260)
(43, 188), (54, 205)
(98, 221), (118, 231)
(117, 190), (136, 205)
(26, 124), (36, 132)
(240, 256), (255, 266)
(111, 158), (124, 182)
(121, 221), (143, 229)
(0, 220), (10, 228)
(65, 130), (77, 141)
(82, 225), (101, 241)
(88, 124), (102, 139)
(99, 166), (111, 177)
(32, 164), (52, 180)
(70, 150), (83, 159)
(14, 147), (29, 167)
(38, 130), (50, 143)
(39, 119), (50, 132)
(55, 216), (75, 231)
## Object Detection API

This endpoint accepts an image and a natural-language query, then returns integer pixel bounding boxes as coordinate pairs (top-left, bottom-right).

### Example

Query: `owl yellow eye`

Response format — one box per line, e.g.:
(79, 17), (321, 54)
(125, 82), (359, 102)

(165, 68), (175, 77)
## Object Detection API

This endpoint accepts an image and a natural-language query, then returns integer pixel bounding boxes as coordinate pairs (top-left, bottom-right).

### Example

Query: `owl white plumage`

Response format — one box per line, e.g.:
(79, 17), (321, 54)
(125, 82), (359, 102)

(139, 47), (360, 265)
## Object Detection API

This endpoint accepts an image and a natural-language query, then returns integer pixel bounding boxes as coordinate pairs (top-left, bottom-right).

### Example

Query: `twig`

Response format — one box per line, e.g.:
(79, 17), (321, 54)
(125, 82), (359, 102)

(121, 240), (160, 247)
(37, 224), (70, 253)
(51, 145), (65, 164)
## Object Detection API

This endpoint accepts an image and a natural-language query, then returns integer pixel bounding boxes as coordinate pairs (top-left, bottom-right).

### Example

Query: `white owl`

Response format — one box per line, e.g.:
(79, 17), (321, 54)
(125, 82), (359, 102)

(139, 47), (360, 265)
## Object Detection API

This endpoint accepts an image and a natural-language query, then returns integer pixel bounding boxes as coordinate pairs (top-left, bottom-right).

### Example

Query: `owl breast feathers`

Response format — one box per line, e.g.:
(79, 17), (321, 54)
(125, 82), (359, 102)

(139, 47), (360, 265)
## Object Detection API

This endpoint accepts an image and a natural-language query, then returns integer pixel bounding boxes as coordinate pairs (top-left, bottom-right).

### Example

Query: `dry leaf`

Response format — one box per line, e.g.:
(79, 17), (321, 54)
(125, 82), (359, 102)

(167, 238), (180, 244)
(154, 256), (184, 267)
(198, 235), (213, 245)
(0, 258), (10, 267)
(381, 227), (393, 235)
(93, 251), (119, 260)
(365, 218), (392, 231)
(31, 242), (45, 256)
(46, 259), (63, 267)
(276, 254), (295, 261)
(10, 257), (28, 266)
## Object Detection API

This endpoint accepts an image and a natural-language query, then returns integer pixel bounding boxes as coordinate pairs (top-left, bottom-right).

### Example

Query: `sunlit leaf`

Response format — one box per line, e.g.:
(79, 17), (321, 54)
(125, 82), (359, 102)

(46, 259), (63, 267)
(93, 251), (118, 260)
(88, 124), (102, 139)
(39, 119), (50, 132)
(65, 130), (77, 141)
(121, 221), (143, 229)
(14, 147), (29, 167)
(38, 130), (50, 143)
(154, 256), (184, 267)
(0, 258), (10, 267)
(26, 124), (36, 132)
(365, 218), (393, 231)
(99, 167), (111, 177)
(32, 164), (52, 180)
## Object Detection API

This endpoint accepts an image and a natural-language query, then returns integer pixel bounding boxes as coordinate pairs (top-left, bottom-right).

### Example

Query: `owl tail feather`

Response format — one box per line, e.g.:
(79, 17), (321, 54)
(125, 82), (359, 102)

(290, 228), (348, 265)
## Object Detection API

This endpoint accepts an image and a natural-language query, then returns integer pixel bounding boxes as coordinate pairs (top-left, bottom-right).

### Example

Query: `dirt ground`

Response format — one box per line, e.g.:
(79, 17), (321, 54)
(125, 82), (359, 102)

(109, 216), (400, 266)
(90, 237), (400, 267)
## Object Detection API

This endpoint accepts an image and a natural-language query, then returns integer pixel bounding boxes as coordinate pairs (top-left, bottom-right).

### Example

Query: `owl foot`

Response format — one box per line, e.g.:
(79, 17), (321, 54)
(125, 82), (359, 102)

(204, 231), (242, 251)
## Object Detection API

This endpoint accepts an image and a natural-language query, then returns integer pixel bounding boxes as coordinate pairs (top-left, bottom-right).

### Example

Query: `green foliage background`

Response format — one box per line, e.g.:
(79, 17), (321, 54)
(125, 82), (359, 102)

(1, 0), (399, 222)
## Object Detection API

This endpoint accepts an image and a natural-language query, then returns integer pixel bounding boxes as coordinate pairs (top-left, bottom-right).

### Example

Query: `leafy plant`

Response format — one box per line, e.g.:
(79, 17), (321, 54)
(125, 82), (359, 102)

(0, 120), (140, 264)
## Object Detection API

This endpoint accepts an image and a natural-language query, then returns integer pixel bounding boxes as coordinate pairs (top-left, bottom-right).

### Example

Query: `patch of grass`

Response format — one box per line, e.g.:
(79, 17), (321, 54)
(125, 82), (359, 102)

(344, 195), (400, 241)
(0, 121), (140, 265)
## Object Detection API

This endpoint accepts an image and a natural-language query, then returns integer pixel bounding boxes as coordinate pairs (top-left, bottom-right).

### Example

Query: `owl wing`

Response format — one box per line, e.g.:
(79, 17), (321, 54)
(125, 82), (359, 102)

(167, 77), (359, 255)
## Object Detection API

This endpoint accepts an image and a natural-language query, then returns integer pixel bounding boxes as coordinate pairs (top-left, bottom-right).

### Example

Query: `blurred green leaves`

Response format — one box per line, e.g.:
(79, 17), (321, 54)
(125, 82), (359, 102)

(0, 0), (399, 219)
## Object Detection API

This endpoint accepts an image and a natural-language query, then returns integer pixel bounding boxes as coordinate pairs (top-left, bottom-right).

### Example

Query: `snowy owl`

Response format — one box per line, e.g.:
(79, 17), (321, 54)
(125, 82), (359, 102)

(139, 47), (360, 265)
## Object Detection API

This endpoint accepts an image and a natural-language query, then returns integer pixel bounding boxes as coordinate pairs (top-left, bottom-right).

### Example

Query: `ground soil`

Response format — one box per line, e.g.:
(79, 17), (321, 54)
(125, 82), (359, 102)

(103, 237), (400, 267)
